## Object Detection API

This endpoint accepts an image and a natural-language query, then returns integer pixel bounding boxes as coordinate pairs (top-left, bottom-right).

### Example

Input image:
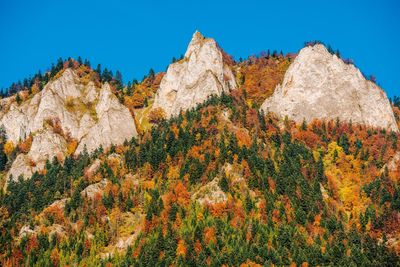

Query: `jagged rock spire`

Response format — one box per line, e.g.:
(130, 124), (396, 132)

(152, 31), (236, 118)
(185, 30), (205, 57)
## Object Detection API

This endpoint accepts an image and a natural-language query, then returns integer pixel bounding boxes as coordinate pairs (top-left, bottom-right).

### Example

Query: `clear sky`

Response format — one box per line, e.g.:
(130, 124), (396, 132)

(0, 0), (399, 97)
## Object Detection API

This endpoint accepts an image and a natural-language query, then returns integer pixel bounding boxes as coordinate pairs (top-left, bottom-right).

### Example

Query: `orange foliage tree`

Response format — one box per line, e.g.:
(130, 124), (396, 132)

(149, 107), (166, 123)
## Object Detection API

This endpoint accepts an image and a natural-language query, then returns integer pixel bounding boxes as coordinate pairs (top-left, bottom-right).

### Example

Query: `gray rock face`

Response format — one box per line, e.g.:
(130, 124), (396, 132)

(2, 68), (137, 181)
(7, 130), (67, 181)
(260, 44), (399, 132)
(85, 158), (102, 179)
(81, 179), (108, 200)
(388, 152), (400, 172)
(152, 31), (236, 118)
(75, 83), (137, 154)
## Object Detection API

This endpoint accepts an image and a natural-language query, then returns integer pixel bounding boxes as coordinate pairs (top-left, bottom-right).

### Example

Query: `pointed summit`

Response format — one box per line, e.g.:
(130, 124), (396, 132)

(190, 30), (205, 43)
(193, 30), (204, 39)
(152, 31), (236, 118)
(261, 43), (399, 132)
(185, 31), (206, 57)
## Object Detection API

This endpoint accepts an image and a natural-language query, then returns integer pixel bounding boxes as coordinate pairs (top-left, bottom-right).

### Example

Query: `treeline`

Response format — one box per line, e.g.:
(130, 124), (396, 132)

(0, 57), (138, 97)
(392, 96), (400, 109)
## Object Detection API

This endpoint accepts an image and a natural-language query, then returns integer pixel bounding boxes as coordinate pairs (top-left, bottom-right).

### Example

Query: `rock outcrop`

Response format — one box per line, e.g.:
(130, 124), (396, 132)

(1, 68), (137, 181)
(152, 31), (236, 118)
(7, 130), (67, 180)
(81, 179), (108, 200)
(260, 44), (399, 132)
(192, 177), (227, 205)
(84, 158), (102, 178)
(385, 152), (400, 173)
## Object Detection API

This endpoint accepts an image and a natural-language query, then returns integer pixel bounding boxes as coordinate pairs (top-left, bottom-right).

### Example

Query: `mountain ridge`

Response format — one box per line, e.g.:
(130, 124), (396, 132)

(0, 31), (399, 266)
(1, 67), (137, 181)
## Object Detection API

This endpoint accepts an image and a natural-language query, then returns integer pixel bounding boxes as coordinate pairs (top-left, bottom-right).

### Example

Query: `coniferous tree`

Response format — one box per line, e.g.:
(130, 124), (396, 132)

(15, 93), (22, 105)
(115, 70), (123, 89)
(148, 68), (155, 79)
(96, 63), (101, 75)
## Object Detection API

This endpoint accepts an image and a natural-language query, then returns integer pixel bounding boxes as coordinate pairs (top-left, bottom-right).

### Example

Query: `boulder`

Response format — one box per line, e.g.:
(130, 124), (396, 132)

(85, 158), (102, 179)
(192, 177), (227, 205)
(81, 179), (108, 200)
(19, 225), (36, 238)
(388, 152), (400, 172)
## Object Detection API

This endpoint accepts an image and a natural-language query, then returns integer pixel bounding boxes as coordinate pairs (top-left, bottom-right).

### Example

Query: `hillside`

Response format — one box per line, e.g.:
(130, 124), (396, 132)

(0, 32), (399, 266)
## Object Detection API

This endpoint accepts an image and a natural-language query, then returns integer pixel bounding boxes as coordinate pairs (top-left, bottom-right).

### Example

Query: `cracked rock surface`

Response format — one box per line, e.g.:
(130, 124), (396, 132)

(152, 31), (236, 118)
(261, 44), (398, 132)
(1, 68), (137, 181)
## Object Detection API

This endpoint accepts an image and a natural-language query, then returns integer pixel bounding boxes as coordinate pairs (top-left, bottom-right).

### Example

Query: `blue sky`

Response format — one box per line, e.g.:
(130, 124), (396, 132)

(0, 0), (399, 97)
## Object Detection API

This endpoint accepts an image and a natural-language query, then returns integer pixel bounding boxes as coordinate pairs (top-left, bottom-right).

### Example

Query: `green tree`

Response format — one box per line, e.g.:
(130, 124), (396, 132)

(148, 68), (155, 80)
(338, 133), (350, 154)
(15, 93), (22, 105)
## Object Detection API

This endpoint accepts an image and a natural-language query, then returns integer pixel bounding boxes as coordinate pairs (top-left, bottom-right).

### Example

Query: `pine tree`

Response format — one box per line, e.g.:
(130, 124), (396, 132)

(115, 70), (123, 89)
(84, 59), (91, 67)
(0, 142), (7, 171)
(96, 64), (101, 75)
(301, 119), (307, 131)
(338, 133), (350, 154)
(148, 68), (155, 79)
(15, 93), (22, 105)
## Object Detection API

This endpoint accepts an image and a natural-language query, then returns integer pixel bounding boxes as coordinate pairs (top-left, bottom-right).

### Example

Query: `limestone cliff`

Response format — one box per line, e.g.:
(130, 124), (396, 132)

(260, 44), (399, 132)
(1, 68), (137, 181)
(152, 31), (236, 118)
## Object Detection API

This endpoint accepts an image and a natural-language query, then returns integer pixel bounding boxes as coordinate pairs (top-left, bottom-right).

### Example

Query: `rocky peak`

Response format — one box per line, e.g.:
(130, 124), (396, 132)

(2, 68), (137, 181)
(152, 31), (237, 118)
(184, 30), (206, 57)
(50, 68), (82, 100)
(260, 44), (399, 132)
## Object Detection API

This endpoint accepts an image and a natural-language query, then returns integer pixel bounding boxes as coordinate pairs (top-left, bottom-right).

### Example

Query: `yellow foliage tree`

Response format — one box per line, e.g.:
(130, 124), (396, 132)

(4, 140), (15, 156)
(110, 207), (122, 237)
(66, 138), (78, 156)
